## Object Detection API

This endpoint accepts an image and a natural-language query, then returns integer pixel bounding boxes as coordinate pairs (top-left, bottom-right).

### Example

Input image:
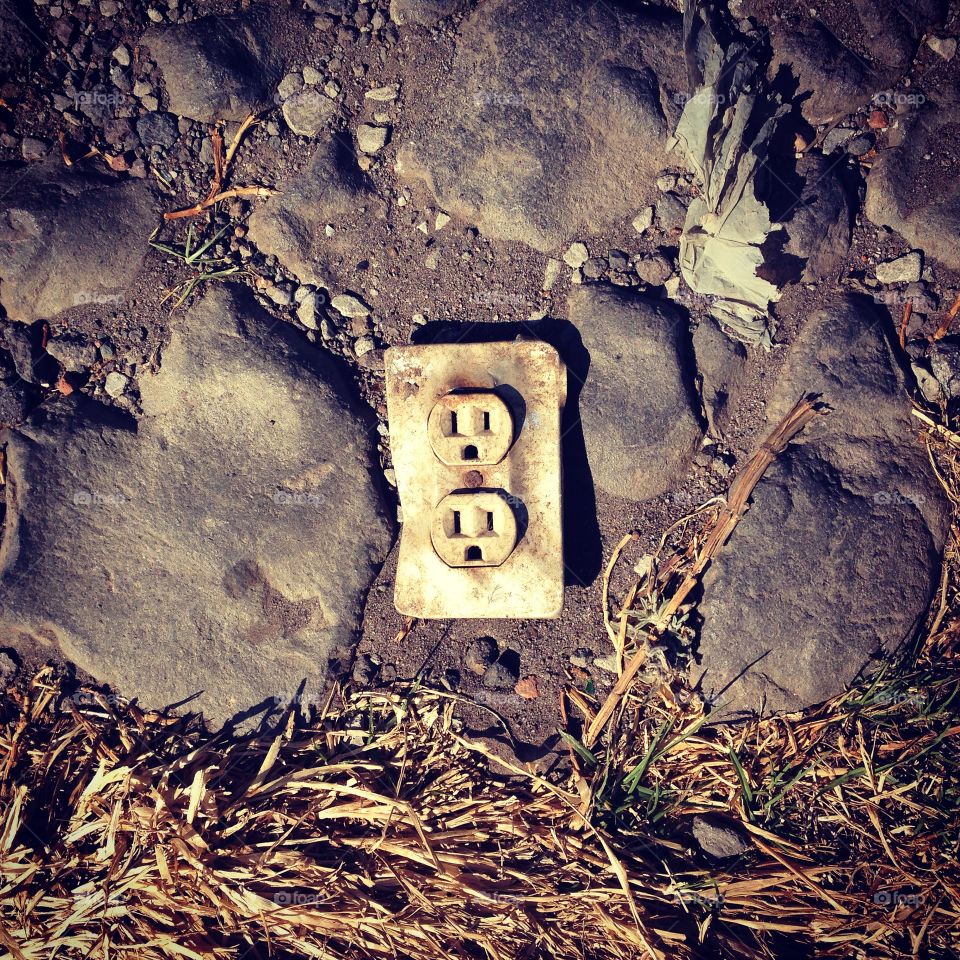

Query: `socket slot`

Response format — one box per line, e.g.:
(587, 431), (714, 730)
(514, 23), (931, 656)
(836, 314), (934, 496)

(427, 391), (514, 466)
(430, 490), (519, 567)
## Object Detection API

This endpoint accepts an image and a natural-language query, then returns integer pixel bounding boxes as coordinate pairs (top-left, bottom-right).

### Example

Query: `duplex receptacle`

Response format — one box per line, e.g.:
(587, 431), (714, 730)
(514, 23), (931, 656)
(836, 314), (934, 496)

(385, 340), (566, 619)
(431, 490), (518, 567)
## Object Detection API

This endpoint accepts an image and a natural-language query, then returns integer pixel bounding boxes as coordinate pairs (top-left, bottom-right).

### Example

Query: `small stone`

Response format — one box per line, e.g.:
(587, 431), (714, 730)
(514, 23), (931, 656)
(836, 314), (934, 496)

(21, 137), (47, 161)
(424, 252), (439, 270)
(635, 255), (673, 286)
(465, 636), (497, 675)
(331, 293), (370, 318)
(266, 284), (293, 307)
(543, 257), (561, 291)
(435, 211), (451, 230)
(112, 44), (131, 66)
(0, 651), (17, 683)
(691, 816), (750, 860)
(141, 96), (160, 112)
(133, 79), (153, 98)
(569, 648), (592, 670)
(607, 249), (629, 272)
(136, 112), (179, 149)
(354, 335), (375, 357)
(821, 126), (855, 153)
(632, 206), (654, 234)
(277, 72), (304, 100)
(845, 134), (873, 157)
(352, 653), (379, 685)
(582, 257), (605, 280)
(593, 652), (619, 674)
(867, 109), (888, 130)
(147, 6), (164, 21)
(515, 676), (539, 699)
(100, 0), (118, 14)
(563, 241), (588, 269)
(876, 252), (922, 284)
(104, 371), (129, 397)
(928, 36), (957, 61)
(365, 84), (398, 101)
(656, 173), (677, 192)
(482, 659), (519, 691)
(323, 80), (341, 98)
(356, 123), (389, 154)
(296, 291), (319, 328)
(46, 333), (97, 372)
(282, 88), (336, 136)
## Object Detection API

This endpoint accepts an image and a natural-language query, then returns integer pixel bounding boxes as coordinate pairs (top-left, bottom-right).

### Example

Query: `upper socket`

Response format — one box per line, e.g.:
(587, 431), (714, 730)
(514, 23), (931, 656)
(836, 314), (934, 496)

(427, 390), (514, 465)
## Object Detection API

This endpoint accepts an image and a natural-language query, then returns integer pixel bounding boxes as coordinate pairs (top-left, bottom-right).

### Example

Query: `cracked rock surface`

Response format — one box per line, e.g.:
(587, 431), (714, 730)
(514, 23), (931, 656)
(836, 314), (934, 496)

(0, 285), (393, 723)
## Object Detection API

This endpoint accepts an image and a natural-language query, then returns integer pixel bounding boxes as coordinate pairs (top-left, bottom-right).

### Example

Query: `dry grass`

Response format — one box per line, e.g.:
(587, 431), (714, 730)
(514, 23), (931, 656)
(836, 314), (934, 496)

(1, 402), (958, 959)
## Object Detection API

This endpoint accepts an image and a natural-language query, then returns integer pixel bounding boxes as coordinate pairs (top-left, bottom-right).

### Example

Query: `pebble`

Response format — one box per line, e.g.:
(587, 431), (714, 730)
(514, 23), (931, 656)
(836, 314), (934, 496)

(277, 72), (304, 100)
(352, 653), (379, 686)
(607, 249), (629, 272)
(845, 134), (873, 157)
(563, 241), (588, 269)
(465, 636), (498, 675)
(635, 254), (673, 286)
(876, 252), (922, 285)
(435, 211), (451, 230)
(365, 84), (399, 101)
(356, 123), (389, 154)
(296, 291), (319, 329)
(354, 336), (375, 357)
(112, 44), (131, 66)
(482, 659), (519, 691)
(323, 80), (341, 98)
(632, 206), (654, 234)
(821, 126), (855, 153)
(104, 371), (129, 398)
(21, 137), (47, 161)
(266, 284), (293, 307)
(582, 257), (605, 280)
(282, 89), (335, 136)
(46, 333), (97, 372)
(303, 66), (323, 85)
(424, 252), (439, 270)
(515, 676), (539, 699)
(543, 257), (561, 291)
(656, 174), (677, 192)
(331, 293), (370, 318)
(928, 36), (957, 61)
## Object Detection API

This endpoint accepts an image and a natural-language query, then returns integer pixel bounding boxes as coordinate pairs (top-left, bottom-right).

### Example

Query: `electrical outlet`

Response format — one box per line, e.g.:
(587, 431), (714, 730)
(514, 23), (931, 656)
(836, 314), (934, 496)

(386, 340), (566, 619)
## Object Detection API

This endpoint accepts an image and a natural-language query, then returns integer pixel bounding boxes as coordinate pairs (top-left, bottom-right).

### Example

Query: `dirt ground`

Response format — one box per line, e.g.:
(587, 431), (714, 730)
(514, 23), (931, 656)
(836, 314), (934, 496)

(2, 0), (960, 748)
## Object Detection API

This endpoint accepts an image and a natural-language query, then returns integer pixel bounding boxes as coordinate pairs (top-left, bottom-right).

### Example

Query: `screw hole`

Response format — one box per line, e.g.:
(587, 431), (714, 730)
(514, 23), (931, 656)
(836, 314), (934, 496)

(450, 411), (458, 434)
(482, 411), (490, 431)
(486, 511), (494, 531)
(463, 444), (479, 460)
(453, 510), (461, 534)
(466, 545), (483, 561)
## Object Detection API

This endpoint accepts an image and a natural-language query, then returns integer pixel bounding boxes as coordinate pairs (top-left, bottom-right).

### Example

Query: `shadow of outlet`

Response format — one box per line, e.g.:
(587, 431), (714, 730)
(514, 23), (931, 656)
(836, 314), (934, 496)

(411, 320), (602, 587)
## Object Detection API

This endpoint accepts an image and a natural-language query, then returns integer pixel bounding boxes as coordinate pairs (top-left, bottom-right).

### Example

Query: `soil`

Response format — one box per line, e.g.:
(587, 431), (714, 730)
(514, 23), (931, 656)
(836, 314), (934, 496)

(2, 0), (959, 750)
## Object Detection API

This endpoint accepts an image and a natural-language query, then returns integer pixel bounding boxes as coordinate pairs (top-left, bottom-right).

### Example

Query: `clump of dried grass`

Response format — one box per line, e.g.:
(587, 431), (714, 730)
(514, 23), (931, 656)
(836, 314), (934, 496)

(1, 402), (958, 960)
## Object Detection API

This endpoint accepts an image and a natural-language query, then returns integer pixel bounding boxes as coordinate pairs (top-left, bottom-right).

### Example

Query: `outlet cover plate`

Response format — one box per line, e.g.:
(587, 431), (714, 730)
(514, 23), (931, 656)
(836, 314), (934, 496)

(386, 340), (566, 619)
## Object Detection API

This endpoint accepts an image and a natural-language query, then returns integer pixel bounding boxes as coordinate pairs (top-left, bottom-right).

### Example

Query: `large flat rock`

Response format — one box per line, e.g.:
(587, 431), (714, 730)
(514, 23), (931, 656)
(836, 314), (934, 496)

(758, 0), (946, 125)
(569, 285), (702, 502)
(396, 0), (684, 252)
(864, 101), (960, 273)
(0, 163), (154, 322)
(143, 8), (285, 122)
(0, 285), (394, 723)
(247, 137), (373, 290)
(697, 296), (949, 716)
